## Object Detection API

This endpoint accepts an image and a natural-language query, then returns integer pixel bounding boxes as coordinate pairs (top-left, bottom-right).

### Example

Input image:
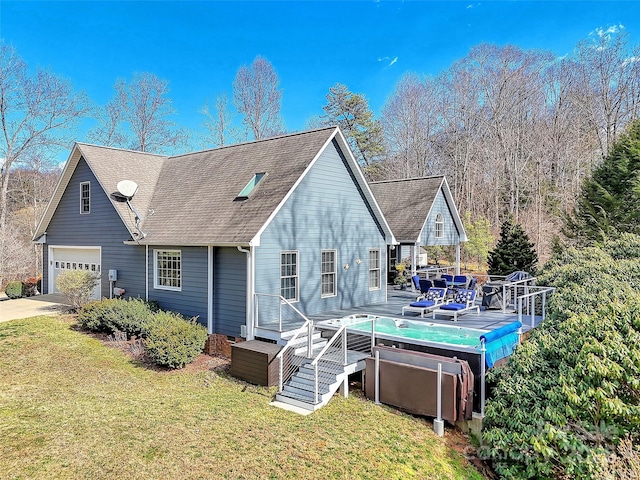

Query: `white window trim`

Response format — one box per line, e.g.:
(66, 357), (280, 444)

(80, 181), (90, 214)
(435, 212), (444, 239)
(321, 249), (337, 298)
(369, 248), (381, 291)
(154, 249), (182, 291)
(280, 250), (299, 303)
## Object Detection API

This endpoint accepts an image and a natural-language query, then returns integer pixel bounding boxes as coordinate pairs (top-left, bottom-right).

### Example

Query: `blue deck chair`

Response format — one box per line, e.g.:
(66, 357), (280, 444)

(441, 274), (454, 286)
(433, 278), (447, 289)
(432, 289), (480, 321)
(453, 275), (468, 288)
(402, 288), (447, 317)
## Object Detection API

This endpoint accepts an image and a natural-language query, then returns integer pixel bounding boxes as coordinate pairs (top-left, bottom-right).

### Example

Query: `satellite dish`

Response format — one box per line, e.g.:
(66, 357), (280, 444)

(116, 180), (138, 199)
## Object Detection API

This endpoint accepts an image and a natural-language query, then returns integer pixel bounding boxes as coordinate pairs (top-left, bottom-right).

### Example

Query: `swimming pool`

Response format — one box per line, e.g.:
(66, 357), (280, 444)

(318, 314), (487, 352)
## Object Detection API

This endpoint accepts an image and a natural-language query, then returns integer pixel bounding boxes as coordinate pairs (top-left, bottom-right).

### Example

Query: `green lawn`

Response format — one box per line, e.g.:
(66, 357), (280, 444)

(0, 315), (483, 480)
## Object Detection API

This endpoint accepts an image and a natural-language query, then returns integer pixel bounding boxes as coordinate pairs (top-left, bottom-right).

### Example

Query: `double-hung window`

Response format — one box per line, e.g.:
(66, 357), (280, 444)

(369, 249), (381, 290)
(321, 250), (336, 297)
(80, 182), (90, 214)
(280, 251), (298, 301)
(154, 250), (182, 291)
(435, 213), (444, 239)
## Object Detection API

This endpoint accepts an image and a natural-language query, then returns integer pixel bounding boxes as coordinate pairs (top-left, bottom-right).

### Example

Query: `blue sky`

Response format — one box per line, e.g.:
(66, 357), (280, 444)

(2, 0), (640, 148)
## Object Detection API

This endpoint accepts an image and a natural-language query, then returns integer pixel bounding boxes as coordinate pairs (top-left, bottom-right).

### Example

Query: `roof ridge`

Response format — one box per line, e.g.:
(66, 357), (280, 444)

(75, 142), (169, 158)
(369, 175), (444, 184)
(169, 126), (338, 159)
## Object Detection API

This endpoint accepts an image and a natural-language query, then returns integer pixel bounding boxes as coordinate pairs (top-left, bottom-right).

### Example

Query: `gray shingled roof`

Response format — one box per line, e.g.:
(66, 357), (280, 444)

(77, 144), (168, 238)
(369, 176), (445, 242)
(34, 127), (393, 246)
(139, 127), (336, 244)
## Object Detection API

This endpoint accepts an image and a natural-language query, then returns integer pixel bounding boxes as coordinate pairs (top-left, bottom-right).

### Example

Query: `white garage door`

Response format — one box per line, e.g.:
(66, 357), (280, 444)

(49, 247), (101, 299)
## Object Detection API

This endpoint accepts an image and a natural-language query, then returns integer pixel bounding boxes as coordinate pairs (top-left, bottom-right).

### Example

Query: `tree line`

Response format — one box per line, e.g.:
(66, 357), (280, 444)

(1, 27), (639, 285)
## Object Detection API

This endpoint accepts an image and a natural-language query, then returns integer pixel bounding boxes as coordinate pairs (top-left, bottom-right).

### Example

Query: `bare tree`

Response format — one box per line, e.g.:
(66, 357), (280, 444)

(381, 73), (442, 178)
(572, 27), (640, 158)
(0, 42), (89, 285)
(233, 56), (284, 140)
(201, 92), (241, 148)
(90, 72), (188, 153)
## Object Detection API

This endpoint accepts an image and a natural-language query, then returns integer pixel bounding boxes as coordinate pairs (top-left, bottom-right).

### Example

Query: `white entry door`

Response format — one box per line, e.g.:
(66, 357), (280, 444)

(49, 246), (101, 299)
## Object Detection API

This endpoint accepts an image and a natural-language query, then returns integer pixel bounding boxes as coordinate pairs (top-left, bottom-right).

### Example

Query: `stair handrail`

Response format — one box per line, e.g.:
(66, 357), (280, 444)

(310, 325), (348, 404)
(275, 318), (313, 392)
(254, 292), (312, 331)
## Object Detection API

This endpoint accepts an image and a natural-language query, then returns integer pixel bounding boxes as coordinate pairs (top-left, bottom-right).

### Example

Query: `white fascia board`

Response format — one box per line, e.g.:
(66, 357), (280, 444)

(441, 177), (468, 242)
(33, 145), (81, 240)
(418, 177), (468, 244)
(33, 144), (138, 242)
(332, 129), (397, 245)
(250, 128), (339, 247)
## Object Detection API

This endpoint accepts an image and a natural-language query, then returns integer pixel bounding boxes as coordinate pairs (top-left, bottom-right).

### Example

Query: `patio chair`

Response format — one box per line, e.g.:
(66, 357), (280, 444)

(453, 275), (468, 289)
(402, 287), (448, 317)
(411, 275), (433, 298)
(418, 279), (433, 298)
(432, 289), (480, 321)
(441, 274), (454, 286)
(433, 278), (447, 289)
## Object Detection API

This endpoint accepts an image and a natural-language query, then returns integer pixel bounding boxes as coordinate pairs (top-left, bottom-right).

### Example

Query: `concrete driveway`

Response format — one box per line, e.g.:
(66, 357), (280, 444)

(0, 293), (70, 323)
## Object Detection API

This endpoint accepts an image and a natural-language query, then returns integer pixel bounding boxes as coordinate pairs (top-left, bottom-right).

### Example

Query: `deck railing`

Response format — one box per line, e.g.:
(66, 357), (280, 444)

(275, 319), (314, 392)
(310, 325), (348, 404)
(254, 292), (310, 332)
(516, 286), (556, 327)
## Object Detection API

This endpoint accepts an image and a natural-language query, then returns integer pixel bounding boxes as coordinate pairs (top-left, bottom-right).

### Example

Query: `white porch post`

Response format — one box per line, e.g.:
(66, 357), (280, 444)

(455, 243), (461, 275)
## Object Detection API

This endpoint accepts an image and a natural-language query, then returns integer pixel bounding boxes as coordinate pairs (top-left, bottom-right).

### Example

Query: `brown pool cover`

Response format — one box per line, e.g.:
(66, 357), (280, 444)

(364, 346), (474, 423)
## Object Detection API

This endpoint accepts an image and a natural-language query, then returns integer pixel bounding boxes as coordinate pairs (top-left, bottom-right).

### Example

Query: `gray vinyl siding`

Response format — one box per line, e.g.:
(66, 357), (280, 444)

(43, 157), (146, 298)
(213, 247), (247, 337)
(254, 139), (387, 322)
(147, 246), (208, 327)
(420, 189), (461, 246)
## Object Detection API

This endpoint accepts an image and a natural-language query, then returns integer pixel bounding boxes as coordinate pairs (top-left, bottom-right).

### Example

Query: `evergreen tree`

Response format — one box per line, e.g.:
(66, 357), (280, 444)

(565, 119), (640, 245)
(487, 217), (538, 275)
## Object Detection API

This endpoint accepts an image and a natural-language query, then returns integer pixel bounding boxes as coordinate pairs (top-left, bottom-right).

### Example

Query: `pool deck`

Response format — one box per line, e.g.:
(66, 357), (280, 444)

(308, 286), (541, 333)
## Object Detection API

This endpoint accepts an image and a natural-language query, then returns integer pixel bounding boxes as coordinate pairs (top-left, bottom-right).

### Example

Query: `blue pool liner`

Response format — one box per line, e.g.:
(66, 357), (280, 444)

(480, 321), (522, 368)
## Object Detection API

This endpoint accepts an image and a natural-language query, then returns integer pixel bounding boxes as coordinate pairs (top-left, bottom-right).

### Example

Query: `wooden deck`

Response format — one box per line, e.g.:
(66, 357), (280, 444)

(310, 287), (541, 332)
(257, 286), (542, 335)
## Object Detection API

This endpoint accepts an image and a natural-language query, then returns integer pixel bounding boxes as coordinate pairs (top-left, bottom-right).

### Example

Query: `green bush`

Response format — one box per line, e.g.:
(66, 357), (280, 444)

(5, 281), (24, 299)
(482, 234), (640, 478)
(55, 269), (100, 311)
(145, 312), (208, 369)
(78, 298), (155, 337)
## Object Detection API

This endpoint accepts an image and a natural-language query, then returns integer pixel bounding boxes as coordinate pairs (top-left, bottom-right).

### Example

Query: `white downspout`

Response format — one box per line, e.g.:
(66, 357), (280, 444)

(208, 246), (214, 335)
(237, 246), (254, 340)
(145, 245), (149, 301)
(455, 243), (461, 275)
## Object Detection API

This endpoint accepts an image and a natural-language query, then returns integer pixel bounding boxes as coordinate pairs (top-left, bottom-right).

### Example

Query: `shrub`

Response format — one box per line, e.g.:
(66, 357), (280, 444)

(5, 281), (24, 299)
(78, 298), (155, 337)
(102, 298), (155, 338)
(145, 312), (208, 369)
(77, 299), (115, 332)
(482, 234), (640, 478)
(56, 269), (100, 311)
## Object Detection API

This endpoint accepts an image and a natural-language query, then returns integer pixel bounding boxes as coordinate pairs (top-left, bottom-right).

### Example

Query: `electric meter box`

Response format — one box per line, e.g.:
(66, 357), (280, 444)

(108, 269), (118, 281)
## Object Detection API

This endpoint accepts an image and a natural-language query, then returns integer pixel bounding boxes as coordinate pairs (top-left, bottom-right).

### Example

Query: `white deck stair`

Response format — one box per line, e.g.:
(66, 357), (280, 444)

(274, 350), (368, 412)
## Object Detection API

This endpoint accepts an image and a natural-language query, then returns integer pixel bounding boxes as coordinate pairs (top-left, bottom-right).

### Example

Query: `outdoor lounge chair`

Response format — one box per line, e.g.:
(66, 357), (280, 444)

(402, 287), (447, 317)
(411, 275), (433, 298)
(432, 289), (480, 321)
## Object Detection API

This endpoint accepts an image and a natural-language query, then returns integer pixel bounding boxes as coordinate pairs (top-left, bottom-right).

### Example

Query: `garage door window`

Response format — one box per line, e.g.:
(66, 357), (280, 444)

(154, 250), (182, 291)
